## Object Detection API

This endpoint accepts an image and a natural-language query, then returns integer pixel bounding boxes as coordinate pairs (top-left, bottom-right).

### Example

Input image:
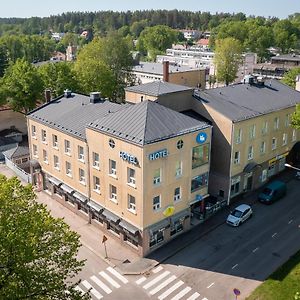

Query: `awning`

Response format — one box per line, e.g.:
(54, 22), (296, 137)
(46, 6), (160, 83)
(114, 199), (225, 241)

(87, 201), (104, 213)
(73, 192), (87, 204)
(170, 209), (190, 224)
(102, 209), (120, 223)
(190, 193), (209, 205)
(48, 176), (62, 186)
(60, 184), (74, 194)
(149, 218), (170, 234)
(119, 220), (139, 235)
(243, 162), (261, 173)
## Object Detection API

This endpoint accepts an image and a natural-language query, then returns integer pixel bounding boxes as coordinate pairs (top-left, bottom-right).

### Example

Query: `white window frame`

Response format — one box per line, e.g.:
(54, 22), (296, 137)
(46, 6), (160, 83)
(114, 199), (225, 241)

(153, 168), (161, 185)
(282, 133), (288, 146)
(42, 149), (48, 163)
(66, 161), (72, 177)
(235, 128), (242, 144)
(153, 195), (161, 211)
(260, 141), (266, 154)
(78, 146), (85, 162)
(92, 152), (100, 169)
(52, 134), (58, 148)
(248, 146), (254, 160)
(109, 159), (117, 176)
(249, 125), (256, 139)
(110, 184), (117, 202)
(233, 151), (240, 164)
(292, 129), (297, 142)
(261, 121), (268, 135)
(79, 168), (85, 184)
(64, 140), (71, 154)
(174, 187), (181, 202)
(271, 137), (277, 150)
(93, 176), (100, 193)
(53, 155), (60, 170)
(128, 194), (136, 213)
(175, 161), (182, 177)
(274, 117), (279, 130)
(41, 129), (47, 143)
(31, 125), (36, 138)
(127, 168), (136, 186)
(285, 114), (290, 127)
(33, 144), (38, 157)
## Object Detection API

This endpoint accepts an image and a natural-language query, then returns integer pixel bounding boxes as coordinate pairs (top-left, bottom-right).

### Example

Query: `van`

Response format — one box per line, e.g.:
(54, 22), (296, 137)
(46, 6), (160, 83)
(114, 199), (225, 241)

(258, 180), (287, 204)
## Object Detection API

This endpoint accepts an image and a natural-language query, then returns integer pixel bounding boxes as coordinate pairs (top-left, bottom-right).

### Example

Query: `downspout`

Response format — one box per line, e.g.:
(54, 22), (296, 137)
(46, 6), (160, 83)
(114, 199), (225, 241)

(228, 121), (234, 205)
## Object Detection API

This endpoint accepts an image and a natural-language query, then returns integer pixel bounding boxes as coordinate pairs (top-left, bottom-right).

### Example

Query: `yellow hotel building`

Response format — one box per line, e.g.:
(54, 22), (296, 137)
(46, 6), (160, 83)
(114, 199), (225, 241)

(27, 91), (212, 256)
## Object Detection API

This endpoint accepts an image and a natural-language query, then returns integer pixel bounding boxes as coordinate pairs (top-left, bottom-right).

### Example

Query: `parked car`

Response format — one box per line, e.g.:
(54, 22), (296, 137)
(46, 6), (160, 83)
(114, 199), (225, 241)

(258, 180), (287, 204)
(226, 204), (253, 227)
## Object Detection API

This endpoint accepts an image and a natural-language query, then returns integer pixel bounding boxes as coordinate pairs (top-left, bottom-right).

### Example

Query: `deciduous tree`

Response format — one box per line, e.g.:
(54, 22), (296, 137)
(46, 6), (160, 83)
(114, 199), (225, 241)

(281, 67), (300, 89)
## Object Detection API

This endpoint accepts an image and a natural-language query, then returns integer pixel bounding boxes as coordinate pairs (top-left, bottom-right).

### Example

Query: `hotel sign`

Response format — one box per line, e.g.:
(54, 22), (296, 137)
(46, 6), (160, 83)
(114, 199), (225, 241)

(119, 151), (138, 165)
(149, 149), (168, 160)
(196, 132), (207, 144)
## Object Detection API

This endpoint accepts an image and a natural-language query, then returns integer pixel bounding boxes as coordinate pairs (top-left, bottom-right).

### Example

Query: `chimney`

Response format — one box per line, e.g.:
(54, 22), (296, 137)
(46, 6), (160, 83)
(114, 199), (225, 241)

(64, 89), (72, 98)
(44, 89), (51, 103)
(163, 61), (169, 82)
(90, 92), (101, 103)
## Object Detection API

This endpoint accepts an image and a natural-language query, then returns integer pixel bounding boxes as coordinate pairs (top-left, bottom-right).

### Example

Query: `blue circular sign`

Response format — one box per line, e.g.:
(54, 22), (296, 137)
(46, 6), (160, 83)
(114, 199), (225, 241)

(196, 132), (207, 144)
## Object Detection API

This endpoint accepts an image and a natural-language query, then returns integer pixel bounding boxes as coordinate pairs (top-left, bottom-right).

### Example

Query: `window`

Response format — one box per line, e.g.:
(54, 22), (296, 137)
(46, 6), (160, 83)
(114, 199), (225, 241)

(261, 121), (268, 135)
(153, 168), (161, 185)
(109, 159), (117, 176)
(233, 151), (240, 164)
(292, 129), (297, 142)
(41, 129), (47, 143)
(52, 134), (58, 148)
(66, 161), (72, 177)
(248, 146), (254, 160)
(149, 229), (164, 247)
(42, 149), (48, 163)
(175, 161), (182, 177)
(64, 140), (71, 154)
(92, 152), (100, 169)
(78, 146), (84, 161)
(153, 195), (161, 210)
(230, 176), (241, 196)
(192, 144), (209, 169)
(274, 117), (279, 130)
(271, 137), (277, 150)
(53, 155), (59, 170)
(235, 128), (242, 144)
(174, 187), (181, 202)
(282, 133), (288, 146)
(79, 168), (85, 184)
(93, 176), (100, 193)
(285, 114), (290, 127)
(110, 184), (117, 202)
(127, 168), (136, 185)
(177, 140), (184, 149)
(31, 125), (36, 138)
(261, 169), (268, 182)
(109, 139), (115, 148)
(128, 195), (136, 213)
(191, 173), (208, 193)
(170, 219), (184, 236)
(33, 144), (38, 157)
(260, 141), (266, 154)
(249, 124), (256, 139)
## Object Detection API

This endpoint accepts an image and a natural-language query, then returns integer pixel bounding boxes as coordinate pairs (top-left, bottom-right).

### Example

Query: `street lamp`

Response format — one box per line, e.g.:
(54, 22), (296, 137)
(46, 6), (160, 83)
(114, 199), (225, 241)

(284, 163), (300, 171)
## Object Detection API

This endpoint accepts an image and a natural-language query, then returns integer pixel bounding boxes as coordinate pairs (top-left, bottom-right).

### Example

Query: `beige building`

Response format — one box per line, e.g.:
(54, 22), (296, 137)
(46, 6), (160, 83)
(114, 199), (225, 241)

(27, 91), (212, 256)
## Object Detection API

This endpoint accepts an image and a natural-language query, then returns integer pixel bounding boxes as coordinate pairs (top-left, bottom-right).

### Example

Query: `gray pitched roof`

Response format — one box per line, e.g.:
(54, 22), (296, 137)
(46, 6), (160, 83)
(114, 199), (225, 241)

(3, 145), (29, 159)
(27, 93), (129, 140)
(88, 100), (210, 146)
(271, 54), (300, 62)
(125, 81), (193, 97)
(195, 80), (300, 122)
(132, 62), (198, 75)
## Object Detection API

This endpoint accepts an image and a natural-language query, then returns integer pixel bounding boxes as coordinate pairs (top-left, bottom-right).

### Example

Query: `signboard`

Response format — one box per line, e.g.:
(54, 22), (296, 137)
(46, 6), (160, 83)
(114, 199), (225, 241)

(163, 205), (175, 217)
(268, 151), (289, 166)
(119, 151), (138, 165)
(149, 149), (168, 161)
(102, 235), (107, 243)
(196, 132), (207, 144)
(233, 288), (241, 297)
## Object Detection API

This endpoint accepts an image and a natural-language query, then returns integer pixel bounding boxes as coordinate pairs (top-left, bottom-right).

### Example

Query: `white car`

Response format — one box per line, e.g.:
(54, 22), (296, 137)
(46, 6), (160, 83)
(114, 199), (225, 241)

(226, 204), (253, 227)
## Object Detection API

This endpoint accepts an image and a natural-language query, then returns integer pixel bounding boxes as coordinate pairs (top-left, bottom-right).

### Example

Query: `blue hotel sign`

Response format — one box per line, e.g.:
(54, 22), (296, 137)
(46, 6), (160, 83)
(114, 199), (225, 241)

(149, 149), (168, 160)
(119, 151), (138, 165)
(196, 132), (207, 144)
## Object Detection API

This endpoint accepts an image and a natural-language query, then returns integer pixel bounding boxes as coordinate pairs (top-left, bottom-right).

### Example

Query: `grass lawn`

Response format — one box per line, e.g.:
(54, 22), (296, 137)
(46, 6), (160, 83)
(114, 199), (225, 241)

(246, 250), (300, 300)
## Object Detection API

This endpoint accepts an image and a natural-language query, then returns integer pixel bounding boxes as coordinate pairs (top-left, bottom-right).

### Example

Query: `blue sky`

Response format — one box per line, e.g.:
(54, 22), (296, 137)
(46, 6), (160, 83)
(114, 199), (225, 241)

(1, 0), (299, 19)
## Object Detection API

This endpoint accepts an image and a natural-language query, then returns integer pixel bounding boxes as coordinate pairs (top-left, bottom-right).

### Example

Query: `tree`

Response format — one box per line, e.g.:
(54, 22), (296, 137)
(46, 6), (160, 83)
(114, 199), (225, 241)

(281, 67), (300, 89)
(291, 104), (300, 129)
(2, 58), (44, 113)
(0, 175), (89, 300)
(0, 44), (8, 77)
(214, 37), (242, 86)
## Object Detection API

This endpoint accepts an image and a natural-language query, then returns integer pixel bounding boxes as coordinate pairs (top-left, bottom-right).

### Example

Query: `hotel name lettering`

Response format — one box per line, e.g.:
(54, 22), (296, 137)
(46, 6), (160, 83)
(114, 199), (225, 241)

(119, 151), (138, 165)
(149, 149), (168, 160)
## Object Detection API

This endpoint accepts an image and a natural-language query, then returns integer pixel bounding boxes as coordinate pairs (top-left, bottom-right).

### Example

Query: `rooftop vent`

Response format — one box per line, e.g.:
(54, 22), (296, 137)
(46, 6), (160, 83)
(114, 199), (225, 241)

(90, 92), (101, 103)
(64, 89), (72, 98)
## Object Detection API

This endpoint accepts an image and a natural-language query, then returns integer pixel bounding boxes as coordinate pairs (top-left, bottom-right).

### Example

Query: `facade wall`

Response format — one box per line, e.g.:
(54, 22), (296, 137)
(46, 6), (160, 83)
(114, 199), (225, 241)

(125, 91), (157, 104)
(0, 110), (27, 134)
(157, 92), (194, 112)
(169, 70), (206, 89)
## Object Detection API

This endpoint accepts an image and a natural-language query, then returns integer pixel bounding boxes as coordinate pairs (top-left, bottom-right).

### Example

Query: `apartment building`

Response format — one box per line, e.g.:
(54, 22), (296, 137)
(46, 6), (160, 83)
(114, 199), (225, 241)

(27, 91), (212, 256)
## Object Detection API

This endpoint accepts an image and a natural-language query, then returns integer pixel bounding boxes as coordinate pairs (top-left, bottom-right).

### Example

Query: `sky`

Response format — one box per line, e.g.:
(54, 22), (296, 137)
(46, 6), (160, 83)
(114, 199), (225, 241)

(0, 0), (299, 19)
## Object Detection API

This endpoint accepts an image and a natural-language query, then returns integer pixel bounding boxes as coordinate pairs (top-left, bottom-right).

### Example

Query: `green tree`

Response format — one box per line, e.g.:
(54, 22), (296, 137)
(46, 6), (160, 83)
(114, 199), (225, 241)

(214, 37), (242, 86)
(130, 20), (148, 38)
(2, 59), (44, 112)
(291, 104), (300, 129)
(281, 67), (300, 89)
(0, 175), (89, 300)
(0, 44), (8, 77)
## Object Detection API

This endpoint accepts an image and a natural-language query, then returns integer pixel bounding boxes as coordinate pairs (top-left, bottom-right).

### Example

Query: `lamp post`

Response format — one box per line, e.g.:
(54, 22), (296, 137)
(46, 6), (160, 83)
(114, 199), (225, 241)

(284, 163), (300, 171)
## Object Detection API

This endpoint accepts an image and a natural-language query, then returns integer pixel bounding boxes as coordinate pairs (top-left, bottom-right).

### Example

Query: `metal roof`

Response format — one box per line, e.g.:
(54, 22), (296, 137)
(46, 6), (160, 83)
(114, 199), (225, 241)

(195, 80), (300, 122)
(125, 81), (193, 97)
(88, 100), (210, 146)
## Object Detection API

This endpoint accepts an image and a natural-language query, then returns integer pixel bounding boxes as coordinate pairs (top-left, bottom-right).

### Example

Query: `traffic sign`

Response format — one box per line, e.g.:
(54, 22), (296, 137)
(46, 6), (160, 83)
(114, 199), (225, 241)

(233, 288), (241, 298)
(102, 235), (107, 243)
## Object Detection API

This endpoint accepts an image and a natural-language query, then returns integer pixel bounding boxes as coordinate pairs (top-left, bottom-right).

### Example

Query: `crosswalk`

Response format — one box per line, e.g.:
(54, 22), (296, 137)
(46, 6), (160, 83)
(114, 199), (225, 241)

(136, 266), (208, 300)
(75, 266), (128, 299)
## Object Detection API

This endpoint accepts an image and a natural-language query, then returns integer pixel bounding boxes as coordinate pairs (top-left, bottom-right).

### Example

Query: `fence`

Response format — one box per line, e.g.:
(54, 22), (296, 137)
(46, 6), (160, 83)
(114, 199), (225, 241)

(5, 157), (32, 183)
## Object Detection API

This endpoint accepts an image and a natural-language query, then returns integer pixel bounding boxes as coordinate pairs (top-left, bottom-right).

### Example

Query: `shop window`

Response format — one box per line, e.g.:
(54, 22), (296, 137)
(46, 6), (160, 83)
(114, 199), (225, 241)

(78, 203), (88, 214)
(149, 230), (164, 247)
(191, 173), (208, 193)
(153, 168), (161, 185)
(192, 144), (209, 169)
(170, 219), (184, 236)
(268, 165), (275, 177)
(124, 233), (138, 247)
(54, 186), (62, 197)
(108, 222), (120, 236)
(230, 176), (241, 196)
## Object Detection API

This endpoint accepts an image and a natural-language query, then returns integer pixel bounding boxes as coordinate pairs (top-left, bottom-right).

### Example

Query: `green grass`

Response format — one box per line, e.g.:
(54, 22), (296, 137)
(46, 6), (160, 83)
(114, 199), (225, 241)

(246, 250), (300, 300)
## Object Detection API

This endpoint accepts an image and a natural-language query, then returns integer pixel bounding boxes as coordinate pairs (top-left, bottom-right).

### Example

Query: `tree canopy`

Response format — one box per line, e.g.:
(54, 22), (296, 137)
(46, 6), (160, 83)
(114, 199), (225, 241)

(291, 104), (300, 129)
(0, 175), (88, 300)
(281, 67), (300, 89)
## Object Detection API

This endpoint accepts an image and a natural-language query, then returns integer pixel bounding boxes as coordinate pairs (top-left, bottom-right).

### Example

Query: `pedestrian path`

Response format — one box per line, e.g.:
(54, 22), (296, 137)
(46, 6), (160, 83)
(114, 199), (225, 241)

(75, 266), (129, 299)
(135, 265), (208, 300)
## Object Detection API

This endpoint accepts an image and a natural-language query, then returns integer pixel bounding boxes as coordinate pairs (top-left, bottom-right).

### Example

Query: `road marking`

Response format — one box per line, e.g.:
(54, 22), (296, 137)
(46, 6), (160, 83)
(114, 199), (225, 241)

(136, 276), (147, 285)
(81, 280), (103, 299)
(232, 264), (238, 269)
(149, 275), (177, 295)
(153, 265), (163, 273)
(272, 232), (277, 238)
(74, 285), (85, 294)
(170, 286), (192, 300)
(158, 280), (184, 300)
(187, 292), (201, 300)
(99, 271), (120, 288)
(90, 275), (112, 294)
(143, 271), (170, 289)
(107, 266), (128, 284)
(252, 247), (259, 253)
(202, 298), (208, 300)
(207, 282), (215, 289)
(288, 219), (293, 224)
